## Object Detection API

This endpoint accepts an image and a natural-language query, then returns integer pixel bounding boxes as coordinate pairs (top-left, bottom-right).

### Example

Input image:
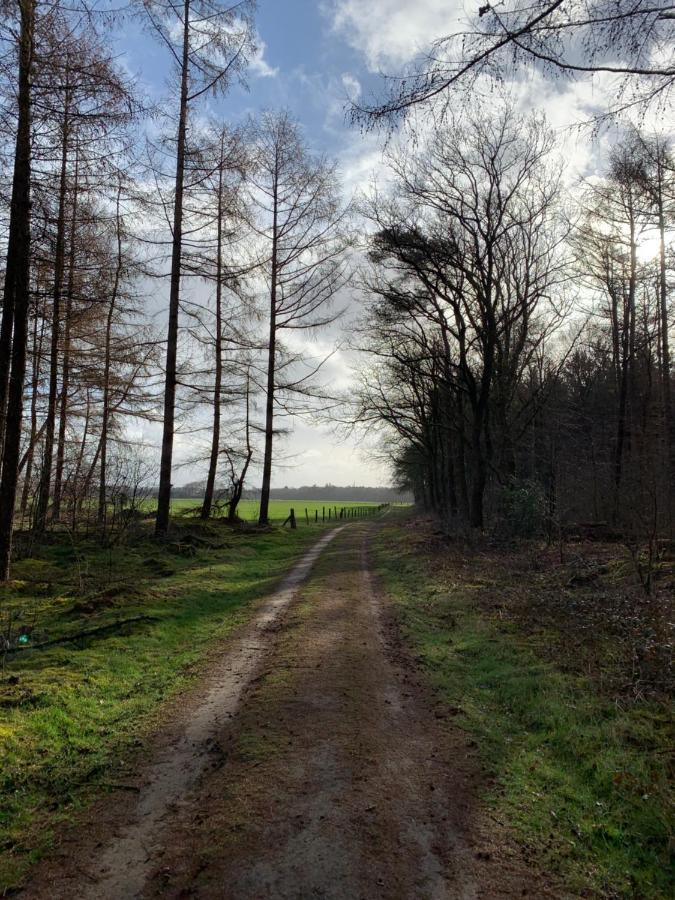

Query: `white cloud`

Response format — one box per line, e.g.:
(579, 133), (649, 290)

(329, 0), (460, 71)
(250, 36), (278, 78)
(341, 72), (362, 100)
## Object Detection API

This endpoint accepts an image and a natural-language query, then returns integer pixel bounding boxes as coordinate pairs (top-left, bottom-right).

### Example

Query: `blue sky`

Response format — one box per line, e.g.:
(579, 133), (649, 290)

(118, 1), (378, 158)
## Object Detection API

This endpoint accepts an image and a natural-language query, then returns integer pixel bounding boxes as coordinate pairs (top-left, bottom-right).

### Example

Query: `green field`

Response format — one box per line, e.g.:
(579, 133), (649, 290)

(168, 498), (387, 523)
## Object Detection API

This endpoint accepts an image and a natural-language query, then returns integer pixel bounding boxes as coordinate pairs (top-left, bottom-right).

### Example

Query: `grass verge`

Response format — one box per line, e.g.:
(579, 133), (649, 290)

(373, 517), (673, 899)
(0, 520), (324, 891)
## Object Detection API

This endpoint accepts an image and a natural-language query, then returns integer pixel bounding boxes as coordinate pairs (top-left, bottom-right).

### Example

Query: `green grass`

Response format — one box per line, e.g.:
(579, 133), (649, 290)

(167, 498), (387, 522)
(373, 519), (673, 899)
(0, 521), (324, 891)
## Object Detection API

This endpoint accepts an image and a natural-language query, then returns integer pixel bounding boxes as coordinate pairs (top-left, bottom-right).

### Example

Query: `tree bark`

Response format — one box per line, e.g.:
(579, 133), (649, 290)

(202, 144), (225, 520)
(35, 67), (71, 533)
(20, 304), (44, 521)
(655, 151), (674, 513)
(98, 183), (124, 527)
(156, 0), (190, 537)
(0, 0), (35, 580)
(53, 150), (79, 521)
(258, 164), (279, 527)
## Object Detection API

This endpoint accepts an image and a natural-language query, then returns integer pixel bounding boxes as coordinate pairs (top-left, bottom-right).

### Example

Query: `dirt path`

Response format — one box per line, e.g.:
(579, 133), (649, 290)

(20, 524), (562, 899)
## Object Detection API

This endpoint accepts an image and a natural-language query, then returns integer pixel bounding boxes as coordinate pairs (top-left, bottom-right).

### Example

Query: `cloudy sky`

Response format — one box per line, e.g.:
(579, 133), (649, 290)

(116, 0), (635, 489)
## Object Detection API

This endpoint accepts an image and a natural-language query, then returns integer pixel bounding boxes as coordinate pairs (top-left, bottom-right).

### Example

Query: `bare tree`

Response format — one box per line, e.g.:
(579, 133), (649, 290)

(144, 0), (256, 537)
(246, 111), (351, 525)
(358, 108), (566, 527)
(350, 0), (675, 128)
(0, 0), (34, 579)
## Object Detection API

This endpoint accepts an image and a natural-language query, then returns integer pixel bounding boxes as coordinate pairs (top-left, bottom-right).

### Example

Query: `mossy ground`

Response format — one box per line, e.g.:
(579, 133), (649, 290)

(373, 517), (673, 899)
(0, 520), (324, 891)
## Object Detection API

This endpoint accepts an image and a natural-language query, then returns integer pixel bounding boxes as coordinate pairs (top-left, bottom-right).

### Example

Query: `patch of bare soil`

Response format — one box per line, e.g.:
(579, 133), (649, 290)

(19, 523), (564, 900)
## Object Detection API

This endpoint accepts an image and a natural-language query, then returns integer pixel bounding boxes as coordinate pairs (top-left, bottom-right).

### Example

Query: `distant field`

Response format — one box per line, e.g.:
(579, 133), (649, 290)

(166, 498), (393, 523)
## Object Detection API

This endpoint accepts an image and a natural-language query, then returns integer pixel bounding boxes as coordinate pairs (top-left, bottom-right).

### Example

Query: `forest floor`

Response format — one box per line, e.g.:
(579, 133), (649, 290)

(4, 514), (673, 898)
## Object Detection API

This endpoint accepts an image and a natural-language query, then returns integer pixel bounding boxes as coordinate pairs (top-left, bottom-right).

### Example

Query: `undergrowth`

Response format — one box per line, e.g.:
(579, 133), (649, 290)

(374, 518), (673, 899)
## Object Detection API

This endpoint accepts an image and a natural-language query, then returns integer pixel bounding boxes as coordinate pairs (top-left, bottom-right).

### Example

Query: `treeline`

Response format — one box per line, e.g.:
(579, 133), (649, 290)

(172, 481), (411, 502)
(0, 1), (351, 578)
(354, 109), (674, 543)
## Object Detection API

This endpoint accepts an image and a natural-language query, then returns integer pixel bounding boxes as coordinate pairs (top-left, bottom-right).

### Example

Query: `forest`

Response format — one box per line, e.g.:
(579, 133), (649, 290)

(0, 1), (672, 571)
(0, 1), (673, 897)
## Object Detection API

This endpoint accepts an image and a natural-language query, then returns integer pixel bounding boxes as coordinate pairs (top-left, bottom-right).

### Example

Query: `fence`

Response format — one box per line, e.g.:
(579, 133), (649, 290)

(282, 504), (390, 529)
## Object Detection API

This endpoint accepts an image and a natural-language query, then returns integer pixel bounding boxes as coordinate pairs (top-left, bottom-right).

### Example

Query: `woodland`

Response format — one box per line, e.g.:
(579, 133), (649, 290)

(0, 1), (673, 897)
(0, 1), (672, 575)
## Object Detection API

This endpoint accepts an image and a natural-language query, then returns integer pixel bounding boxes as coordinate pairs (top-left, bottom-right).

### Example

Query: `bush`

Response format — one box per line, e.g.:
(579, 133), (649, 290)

(495, 480), (546, 539)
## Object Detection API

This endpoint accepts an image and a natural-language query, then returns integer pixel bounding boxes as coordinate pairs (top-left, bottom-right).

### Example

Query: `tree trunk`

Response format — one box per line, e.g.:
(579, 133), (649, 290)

(0, 0), (35, 580)
(98, 183), (124, 527)
(156, 0), (191, 537)
(20, 304), (43, 521)
(656, 159), (674, 518)
(35, 70), (71, 533)
(53, 151), (79, 521)
(0, 214), (17, 473)
(453, 393), (470, 522)
(202, 147), (225, 520)
(469, 417), (486, 529)
(258, 169), (279, 527)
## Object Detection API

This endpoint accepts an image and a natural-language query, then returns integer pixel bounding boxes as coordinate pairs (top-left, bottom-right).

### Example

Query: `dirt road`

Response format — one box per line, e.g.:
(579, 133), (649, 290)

(21, 524), (561, 899)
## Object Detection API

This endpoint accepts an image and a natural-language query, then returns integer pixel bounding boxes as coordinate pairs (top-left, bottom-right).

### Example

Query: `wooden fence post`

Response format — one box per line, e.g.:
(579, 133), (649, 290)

(322, 506), (325, 522)
(305, 508), (309, 525)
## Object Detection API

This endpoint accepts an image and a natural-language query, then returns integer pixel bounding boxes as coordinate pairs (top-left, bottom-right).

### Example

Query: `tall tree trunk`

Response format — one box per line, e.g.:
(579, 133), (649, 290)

(156, 0), (190, 537)
(0, 218), (17, 473)
(98, 183), (124, 526)
(258, 168), (279, 527)
(53, 149), (79, 522)
(0, 0), (35, 580)
(53, 151), (79, 521)
(35, 70), (71, 533)
(613, 207), (638, 522)
(202, 146), (225, 520)
(20, 303), (43, 520)
(655, 155), (674, 516)
(228, 375), (253, 522)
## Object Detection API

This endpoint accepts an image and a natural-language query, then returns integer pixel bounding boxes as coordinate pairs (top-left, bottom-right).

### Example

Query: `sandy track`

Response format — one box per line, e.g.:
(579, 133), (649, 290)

(19, 527), (344, 900)
(21, 524), (562, 900)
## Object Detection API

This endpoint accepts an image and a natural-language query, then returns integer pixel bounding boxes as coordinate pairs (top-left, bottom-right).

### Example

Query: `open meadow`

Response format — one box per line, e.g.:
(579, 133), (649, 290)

(168, 498), (391, 523)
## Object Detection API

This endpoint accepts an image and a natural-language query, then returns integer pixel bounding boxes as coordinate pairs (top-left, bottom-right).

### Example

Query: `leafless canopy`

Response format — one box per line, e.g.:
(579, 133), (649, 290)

(350, 0), (675, 128)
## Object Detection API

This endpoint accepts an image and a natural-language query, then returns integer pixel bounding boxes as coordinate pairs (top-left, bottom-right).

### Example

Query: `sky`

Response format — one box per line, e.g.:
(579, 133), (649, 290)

(115, 0), (659, 490)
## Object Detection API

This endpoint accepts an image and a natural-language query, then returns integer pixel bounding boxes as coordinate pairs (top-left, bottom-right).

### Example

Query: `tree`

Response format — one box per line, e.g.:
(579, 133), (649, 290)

(351, 0), (675, 128)
(175, 124), (250, 520)
(30, 27), (137, 532)
(145, 0), (256, 537)
(573, 131), (674, 529)
(247, 111), (350, 526)
(357, 108), (566, 527)
(0, 0), (34, 580)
